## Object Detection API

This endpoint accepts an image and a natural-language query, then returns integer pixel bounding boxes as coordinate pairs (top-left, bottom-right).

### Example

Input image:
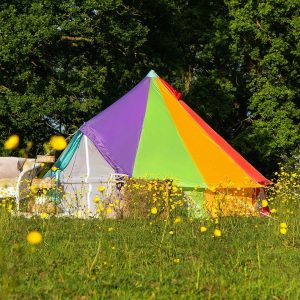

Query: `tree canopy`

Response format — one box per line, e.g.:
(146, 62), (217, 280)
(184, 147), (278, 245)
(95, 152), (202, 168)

(0, 0), (299, 175)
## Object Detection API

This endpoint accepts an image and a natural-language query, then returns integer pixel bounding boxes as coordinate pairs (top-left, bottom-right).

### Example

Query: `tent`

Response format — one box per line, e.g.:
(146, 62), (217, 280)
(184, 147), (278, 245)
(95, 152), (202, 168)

(47, 70), (270, 216)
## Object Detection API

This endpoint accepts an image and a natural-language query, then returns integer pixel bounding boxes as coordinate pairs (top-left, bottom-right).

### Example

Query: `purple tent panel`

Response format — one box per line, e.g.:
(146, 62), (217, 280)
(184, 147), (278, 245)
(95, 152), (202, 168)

(80, 77), (150, 175)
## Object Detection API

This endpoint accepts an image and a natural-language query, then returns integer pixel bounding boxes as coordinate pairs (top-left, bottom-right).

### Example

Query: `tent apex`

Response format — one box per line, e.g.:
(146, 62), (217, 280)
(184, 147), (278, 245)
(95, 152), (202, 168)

(146, 70), (159, 78)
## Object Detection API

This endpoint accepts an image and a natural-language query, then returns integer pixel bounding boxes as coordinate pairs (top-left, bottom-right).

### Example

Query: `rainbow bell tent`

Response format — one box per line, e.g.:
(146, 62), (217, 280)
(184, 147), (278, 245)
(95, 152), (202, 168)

(48, 70), (271, 216)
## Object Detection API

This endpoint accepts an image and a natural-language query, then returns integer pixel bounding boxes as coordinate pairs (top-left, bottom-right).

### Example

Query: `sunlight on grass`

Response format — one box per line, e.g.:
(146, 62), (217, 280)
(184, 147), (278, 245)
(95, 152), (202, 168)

(0, 136), (299, 298)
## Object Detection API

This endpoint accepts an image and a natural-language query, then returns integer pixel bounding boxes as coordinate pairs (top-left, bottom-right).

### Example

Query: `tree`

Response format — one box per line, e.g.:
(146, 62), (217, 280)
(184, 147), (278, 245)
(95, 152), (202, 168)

(182, 0), (300, 174)
(0, 0), (192, 155)
(0, 0), (299, 176)
(0, 1), (148, 154)
(227, 0), (300, 173)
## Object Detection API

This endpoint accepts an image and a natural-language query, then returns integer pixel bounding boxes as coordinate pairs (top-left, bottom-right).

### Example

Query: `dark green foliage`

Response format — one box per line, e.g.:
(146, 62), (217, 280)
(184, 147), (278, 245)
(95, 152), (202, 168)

(184, 0), (300, 174)
(0, 1), (149, 153)
(225, 0), (300, 173)
(0, 0), (299, 174)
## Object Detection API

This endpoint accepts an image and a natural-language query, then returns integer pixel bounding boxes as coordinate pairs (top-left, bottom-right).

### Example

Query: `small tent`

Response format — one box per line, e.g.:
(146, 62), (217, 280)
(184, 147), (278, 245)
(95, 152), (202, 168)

(48, 70), (270, 215)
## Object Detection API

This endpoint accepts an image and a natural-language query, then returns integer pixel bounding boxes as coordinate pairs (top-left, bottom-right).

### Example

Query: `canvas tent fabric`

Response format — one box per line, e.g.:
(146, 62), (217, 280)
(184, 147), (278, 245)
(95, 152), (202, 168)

(59, 135), (115, 214)
(48, 70), (270, 215)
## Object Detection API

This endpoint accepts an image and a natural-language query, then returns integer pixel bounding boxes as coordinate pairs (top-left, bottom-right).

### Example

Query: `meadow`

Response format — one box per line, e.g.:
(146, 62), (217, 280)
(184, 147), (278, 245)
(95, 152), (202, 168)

(0, 152), (299, 299)
(1, 201), (299, 299)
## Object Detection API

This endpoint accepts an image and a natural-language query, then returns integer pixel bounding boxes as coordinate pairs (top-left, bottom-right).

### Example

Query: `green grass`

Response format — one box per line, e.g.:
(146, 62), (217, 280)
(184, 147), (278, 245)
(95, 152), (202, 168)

(1, 211), (299, 299)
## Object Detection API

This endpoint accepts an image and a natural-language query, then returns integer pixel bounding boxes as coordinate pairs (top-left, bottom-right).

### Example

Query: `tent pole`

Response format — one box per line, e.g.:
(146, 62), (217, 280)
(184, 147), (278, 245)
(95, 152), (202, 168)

(84, 136), (92, 214)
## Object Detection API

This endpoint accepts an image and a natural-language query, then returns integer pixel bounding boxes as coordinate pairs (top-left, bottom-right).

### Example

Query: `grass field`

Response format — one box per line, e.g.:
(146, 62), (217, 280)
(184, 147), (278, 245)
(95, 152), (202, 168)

(0, 168), (299, 299)
(1, 208), (299, 299)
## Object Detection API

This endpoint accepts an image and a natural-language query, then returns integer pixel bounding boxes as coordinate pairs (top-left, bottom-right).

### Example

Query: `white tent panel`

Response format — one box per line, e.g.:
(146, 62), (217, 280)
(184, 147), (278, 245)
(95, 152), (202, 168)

(62, 136), (87, 180)
(60, 135), (115, 215)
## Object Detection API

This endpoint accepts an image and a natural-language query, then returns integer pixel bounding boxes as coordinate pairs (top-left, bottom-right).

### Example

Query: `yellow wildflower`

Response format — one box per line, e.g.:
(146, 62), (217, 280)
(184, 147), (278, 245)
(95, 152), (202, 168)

(173, 258), (180, 263)
(151, 207), (157, 215)
(93, 196), (100, 203)
(27, 231), (42, 245)
(30, 185), (36, 192)
(213, 229), (222, 237)
(200, 226), (207, 233)
(108, 227), (113, 232)
(98, 204), (105, 211)
(51, 166), (58, 172)
(169, 230), (174, 235)
(98, 186), (105, 193)
(106, 208), (112, 214)
(261, 200), (268, 207)
(173, 216), (182, 224)
(280, 222), (287, 229)
(50, 135), (67, 151)
(4, 134), (20, 150)
(270, 208), (277, 214)
(40, 212), (48, 219)
(280, 228), (287, 235)
(211, 208), (218, 218)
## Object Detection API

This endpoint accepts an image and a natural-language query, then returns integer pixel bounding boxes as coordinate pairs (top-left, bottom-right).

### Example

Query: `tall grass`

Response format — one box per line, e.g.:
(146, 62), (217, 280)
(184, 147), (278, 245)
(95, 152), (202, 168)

(0, 169), (299, 299)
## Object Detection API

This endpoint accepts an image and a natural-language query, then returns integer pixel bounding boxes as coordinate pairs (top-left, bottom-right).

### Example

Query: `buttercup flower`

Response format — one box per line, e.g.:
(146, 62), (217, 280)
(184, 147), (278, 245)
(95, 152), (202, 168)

(93, 196), (100, 203)
(280, 222), (287, 229)
(50, 135), (67, 151)
(261, 200), (268, 207)
(98, 204), (105, 211)
(200, 226), (207, 233)
(173, 217), (182, 224)
(27, 231), (42, 245)
(213, 229), (222, 237)
(211, 208), (218, 218)
(4, 135), (19, 150)
(98, 186), (105, 193)
(151, 207), (158, 215)
(280, 228), (287, 235)
(40, 212), (48, 219)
